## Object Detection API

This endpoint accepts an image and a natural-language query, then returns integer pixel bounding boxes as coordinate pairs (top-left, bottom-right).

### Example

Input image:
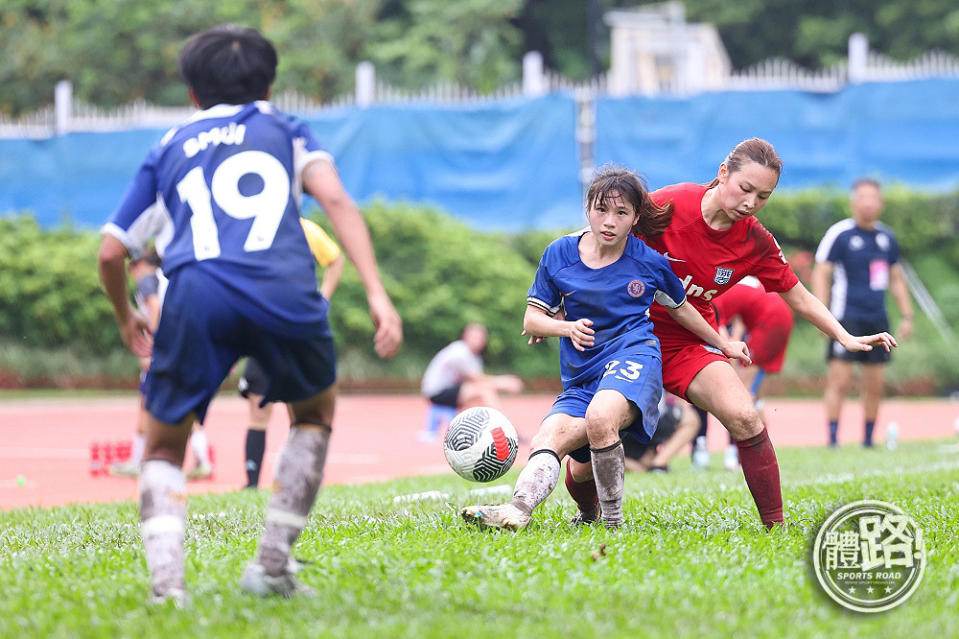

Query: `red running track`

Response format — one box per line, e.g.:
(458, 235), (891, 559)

(1, 394), (957, 510)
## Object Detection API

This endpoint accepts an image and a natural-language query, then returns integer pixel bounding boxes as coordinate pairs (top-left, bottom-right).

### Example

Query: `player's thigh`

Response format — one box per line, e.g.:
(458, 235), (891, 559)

(247, 394), (273, 430)
(585, 389), (637, 432)
(686, 361), (759, 438)
(288, 383), (336, 428)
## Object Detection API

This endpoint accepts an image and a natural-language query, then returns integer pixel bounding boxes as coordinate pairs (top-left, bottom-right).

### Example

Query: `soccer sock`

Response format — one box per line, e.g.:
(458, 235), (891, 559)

(564, 462), (599, 515)
(190, 429), (210, 467)
(511, 449), (561, 515)
(245, 428), (267, 488)
(130, 434), (146, 466)
(139, 460), (186, 596)
(255, 424), (330, 577)
(864, 420), (875, 447)
(828, 420), (839, 446)
(590, 441), (625, 528)
(735, 428), (783, 528)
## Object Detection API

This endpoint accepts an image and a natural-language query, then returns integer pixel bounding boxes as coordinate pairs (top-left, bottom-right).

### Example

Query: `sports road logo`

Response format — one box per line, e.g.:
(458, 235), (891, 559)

(812, 500), (926, 613)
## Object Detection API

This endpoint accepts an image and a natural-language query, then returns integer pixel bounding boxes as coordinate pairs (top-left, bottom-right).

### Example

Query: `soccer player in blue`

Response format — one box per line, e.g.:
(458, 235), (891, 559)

(97, 25), (402, 603)
(461, 167), (750, 530)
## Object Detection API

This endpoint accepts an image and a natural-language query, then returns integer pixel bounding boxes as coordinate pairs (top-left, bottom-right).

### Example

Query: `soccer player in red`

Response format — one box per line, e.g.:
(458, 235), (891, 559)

(565, 138), (896, 528)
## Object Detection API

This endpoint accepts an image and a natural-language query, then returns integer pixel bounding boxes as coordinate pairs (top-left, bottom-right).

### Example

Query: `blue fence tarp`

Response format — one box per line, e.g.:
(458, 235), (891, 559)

(594, 78), (959, 191)
(3, 79), (959, 230)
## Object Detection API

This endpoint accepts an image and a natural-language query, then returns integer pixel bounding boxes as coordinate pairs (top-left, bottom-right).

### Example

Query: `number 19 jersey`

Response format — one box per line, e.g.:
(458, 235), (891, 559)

(102, 101), (332, 332)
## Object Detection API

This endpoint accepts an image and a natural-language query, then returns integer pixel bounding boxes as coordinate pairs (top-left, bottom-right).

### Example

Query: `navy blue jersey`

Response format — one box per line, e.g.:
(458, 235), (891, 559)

(102, 101), (333, 333)
(527, 231), (687, 389)
(815, 219), (900, 321)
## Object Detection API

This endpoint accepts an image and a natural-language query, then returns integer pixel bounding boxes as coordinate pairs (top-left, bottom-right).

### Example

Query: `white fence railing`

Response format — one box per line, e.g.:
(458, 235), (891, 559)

(2, 45), (958, 138)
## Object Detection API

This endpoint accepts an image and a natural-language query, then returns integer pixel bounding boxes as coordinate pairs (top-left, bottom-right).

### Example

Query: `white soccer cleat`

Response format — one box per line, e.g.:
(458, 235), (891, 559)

(108, 462), (140, 478)
(240, 562), (313, 598)
(461, 503), (531, 531)
(723, 445), (741, 471)
(185, 463), (213, 480)
(148, 587), (188, 608)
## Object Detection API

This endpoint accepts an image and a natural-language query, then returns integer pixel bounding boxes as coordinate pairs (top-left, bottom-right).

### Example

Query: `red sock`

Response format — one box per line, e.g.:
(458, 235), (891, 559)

(735, 428), (783, 528)
(564, 462), (599, 512)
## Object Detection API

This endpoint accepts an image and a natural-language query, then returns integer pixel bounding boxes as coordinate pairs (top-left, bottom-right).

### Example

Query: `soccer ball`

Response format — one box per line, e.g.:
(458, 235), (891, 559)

(443, 407), (518, 482)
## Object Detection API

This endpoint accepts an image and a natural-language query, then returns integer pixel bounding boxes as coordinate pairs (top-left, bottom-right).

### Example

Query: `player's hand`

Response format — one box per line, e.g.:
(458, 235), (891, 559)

(497, 374), (525, 394)
(567, 318), (595, 352)
(119, 308), (152, 358)
(521, 329), (547, 345)
(897, 317), (914, 341)
(842, 332), (897, 353)
(722, 341), (752, 367)
(368, 292), (403, 358)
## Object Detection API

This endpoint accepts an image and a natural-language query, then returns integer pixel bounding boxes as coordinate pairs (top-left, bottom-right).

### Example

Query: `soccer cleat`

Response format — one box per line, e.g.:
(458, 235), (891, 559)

(185, 463), (213, 480)
(723, 445), (740, 471)
(570, 506), (600, 525)
(108, 462), (140, 478)
(461, 503), (531, 531)
(240, 562), (313, 598)
(148, 587), (188, 608)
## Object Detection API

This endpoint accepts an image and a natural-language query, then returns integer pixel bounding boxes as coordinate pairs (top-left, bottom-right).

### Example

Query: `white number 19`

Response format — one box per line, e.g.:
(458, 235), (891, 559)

(176, 150), (290, 260)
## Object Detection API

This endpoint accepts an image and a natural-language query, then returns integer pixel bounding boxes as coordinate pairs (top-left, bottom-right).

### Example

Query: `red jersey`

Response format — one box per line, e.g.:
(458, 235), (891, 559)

(645, 183), (798, 348)
(712, 277), (791, 329)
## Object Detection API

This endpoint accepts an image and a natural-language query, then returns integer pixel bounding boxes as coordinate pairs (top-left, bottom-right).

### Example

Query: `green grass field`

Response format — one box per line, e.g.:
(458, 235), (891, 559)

(2, 440), (958, 639)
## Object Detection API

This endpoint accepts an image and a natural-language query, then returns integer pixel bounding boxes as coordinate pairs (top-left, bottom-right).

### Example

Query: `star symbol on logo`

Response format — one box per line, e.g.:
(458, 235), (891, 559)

(885, 586), (893, 594)
(848, 587), (857, 594)
(866, 587), (874, 594)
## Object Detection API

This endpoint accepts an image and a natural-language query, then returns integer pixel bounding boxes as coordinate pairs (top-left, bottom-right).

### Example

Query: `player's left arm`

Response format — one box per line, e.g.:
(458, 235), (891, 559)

(302, 158), (402, 358)
(666, 302), (751, 366)
(779, 281), (897, 352)
(888, 263), (914, 341)
(98, 235), (152, 357)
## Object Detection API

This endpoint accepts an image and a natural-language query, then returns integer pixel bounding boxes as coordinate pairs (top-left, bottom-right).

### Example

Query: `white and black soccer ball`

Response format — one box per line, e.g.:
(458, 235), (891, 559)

(443, 407), (518, 482)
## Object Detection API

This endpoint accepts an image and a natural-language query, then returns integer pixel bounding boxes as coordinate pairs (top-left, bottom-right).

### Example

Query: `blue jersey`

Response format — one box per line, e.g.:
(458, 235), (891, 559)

(815, 219), (900, 321)
(527, 231), (688, 389)
(102, 101), (333, 333)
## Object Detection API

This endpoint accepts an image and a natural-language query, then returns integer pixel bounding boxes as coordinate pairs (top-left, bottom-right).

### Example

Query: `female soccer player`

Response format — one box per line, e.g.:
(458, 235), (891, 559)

(461, 166), (750, 530)
(565, 138), (896, 528)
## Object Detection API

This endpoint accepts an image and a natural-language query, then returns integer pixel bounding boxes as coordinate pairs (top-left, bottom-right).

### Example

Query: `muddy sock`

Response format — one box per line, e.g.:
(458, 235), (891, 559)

(245, 429), (267, 488)
(591, 441), (625, 528)
(255, 424), (330, 577)
(139, 460), (187, 595)
(735, 428), (783, 528)
(510, 449), (561, 515)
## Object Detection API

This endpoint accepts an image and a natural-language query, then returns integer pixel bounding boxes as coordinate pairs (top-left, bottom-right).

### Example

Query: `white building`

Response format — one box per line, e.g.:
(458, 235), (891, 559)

(605, 1), (731, 96)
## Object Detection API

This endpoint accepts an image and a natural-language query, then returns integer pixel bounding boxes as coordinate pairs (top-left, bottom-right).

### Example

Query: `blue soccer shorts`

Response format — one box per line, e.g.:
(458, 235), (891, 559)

(144, 266), (336, 425)
(546, 352), (663, 464)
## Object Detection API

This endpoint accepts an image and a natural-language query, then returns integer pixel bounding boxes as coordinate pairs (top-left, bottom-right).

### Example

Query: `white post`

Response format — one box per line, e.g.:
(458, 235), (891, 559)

(355, 61), (375, 107)
(522, 51), (545, 97)
(54, 79), (72, 136)
(848, 32), (868, 84)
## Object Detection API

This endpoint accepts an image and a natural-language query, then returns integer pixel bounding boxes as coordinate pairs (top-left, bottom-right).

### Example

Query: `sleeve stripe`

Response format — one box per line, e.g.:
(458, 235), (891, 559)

(654, 290), (685, 309)
(527, 297), (560, 315)
(815, 220), (854, 263)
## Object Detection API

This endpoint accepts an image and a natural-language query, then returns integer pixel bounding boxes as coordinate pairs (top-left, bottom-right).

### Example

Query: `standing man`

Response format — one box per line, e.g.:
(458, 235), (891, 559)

(813, 178), (914, 448)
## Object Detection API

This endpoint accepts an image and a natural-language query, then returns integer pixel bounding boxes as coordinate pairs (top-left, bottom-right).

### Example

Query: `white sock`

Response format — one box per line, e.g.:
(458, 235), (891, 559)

(511, 450), (561, 515)
(139, 460), (186, 595)
(130, 434), (146, 465)
(591, 442), (625, 528)
(190, 429), (210, 466)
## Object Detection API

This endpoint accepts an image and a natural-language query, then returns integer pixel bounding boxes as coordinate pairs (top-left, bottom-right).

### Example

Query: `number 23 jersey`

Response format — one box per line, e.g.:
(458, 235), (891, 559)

(102, 101), (331, 330)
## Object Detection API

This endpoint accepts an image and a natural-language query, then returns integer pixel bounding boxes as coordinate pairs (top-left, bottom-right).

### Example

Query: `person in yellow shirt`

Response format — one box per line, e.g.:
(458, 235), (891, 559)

(239, 218), (345, 489)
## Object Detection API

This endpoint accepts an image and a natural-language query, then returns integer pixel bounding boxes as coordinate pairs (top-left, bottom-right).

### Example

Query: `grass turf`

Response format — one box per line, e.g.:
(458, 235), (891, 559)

(2, 439), (957, 638)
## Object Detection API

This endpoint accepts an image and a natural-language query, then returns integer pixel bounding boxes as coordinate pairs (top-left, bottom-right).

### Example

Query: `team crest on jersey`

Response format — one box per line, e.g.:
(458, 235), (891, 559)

(714, 267), (734, 286)
(627, 280), (646, 298)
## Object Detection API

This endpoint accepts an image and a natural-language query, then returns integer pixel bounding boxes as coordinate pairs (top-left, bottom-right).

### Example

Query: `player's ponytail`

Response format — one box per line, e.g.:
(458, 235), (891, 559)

(585, 165), (673, 238)
(706, 137), (783, 189)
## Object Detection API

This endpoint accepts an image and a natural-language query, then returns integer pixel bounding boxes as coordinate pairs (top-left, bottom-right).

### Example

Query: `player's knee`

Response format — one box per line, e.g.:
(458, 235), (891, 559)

(725, 405), (762, 439)
(583, 409), (617, 438)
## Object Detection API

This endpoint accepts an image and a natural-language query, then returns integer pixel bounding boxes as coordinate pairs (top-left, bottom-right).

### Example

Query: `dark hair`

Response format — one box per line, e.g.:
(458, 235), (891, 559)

(852, 177), (881, 191)
(707, 137), (784, 189)
(178, 25), (277, 109)
(585, 165), (672, 237)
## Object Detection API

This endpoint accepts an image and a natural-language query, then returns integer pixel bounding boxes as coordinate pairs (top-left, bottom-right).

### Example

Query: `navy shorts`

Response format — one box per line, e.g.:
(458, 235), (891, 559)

(238, 357), (271, 399)
(547, 353), (663, 464)
(428, 384), (461, 408)
(827, 317), (891, 365)
(145, 267), (336, 424)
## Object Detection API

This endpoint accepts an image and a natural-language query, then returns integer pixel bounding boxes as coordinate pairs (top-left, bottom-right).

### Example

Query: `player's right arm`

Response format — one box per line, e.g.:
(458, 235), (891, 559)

(523, 305), (595, 352)
(301, 158), (402, 358)
(98, 235), (152, 357)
